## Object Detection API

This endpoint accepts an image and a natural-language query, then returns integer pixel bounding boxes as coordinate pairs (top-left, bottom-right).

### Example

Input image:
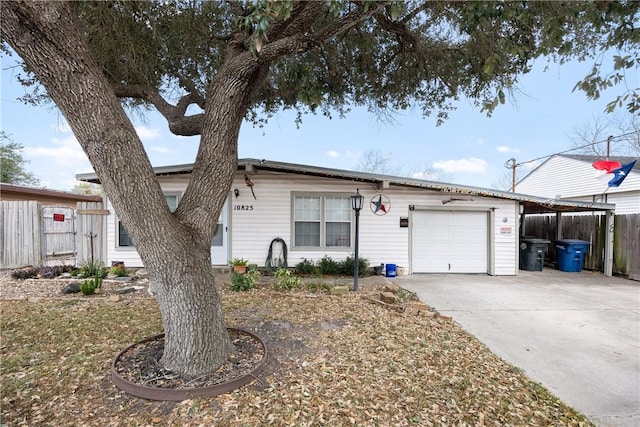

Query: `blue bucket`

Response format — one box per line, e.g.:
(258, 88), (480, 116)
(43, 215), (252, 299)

(385, 263), (397, 278)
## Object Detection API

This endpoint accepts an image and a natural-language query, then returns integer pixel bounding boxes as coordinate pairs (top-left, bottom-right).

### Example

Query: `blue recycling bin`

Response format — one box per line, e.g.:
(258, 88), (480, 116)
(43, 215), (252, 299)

(555, 240), (590, 272)
(385, 263), (397, 278)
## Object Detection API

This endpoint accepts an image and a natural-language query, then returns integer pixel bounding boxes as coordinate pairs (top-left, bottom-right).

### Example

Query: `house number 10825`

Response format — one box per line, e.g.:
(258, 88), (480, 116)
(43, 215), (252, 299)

(234, 205), (254, 211)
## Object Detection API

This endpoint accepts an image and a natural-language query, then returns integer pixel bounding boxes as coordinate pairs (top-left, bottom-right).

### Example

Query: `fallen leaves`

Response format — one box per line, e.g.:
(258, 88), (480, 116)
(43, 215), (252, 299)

(0, 273), (593, 426)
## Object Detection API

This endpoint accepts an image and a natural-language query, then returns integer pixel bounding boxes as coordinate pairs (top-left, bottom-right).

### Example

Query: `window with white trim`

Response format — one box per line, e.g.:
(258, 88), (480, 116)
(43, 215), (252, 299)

(118, 193), (180, 247)
(293, 194), (352, 248)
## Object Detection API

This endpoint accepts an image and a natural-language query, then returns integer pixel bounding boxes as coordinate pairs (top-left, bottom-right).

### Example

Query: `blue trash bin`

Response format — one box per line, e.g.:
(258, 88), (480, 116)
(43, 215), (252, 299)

(385, 263), (397, 278)
(555, 239), (590, 272)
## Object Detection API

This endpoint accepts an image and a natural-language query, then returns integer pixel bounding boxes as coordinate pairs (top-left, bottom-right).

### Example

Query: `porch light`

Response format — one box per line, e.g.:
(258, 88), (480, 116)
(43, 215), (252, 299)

(351, 189), (364, 291)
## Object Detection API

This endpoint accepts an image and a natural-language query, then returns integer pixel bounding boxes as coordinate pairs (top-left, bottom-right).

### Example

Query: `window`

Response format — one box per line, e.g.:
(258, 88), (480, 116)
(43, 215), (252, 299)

(293, 194), (352, 248)
(118, 193), (180, 247)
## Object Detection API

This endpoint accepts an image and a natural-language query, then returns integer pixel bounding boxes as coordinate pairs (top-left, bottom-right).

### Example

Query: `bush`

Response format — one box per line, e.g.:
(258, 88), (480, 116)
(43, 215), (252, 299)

(318, 256), (341, 275)
(80, 274), (103, 295)
(273, 268), (301, 291)
(109, 265), (128, 277)
(341, 256), (369, 277)
(230, 268), (260, 292)
(11, 265), (74, 280)
(78, 260), (107, 279)
(11, 267), (40, 280)
(295, 258), (318, 275)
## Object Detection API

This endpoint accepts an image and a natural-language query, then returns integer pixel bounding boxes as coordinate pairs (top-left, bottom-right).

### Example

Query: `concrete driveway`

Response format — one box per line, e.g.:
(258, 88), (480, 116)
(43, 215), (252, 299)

(393, 269), (640, 427)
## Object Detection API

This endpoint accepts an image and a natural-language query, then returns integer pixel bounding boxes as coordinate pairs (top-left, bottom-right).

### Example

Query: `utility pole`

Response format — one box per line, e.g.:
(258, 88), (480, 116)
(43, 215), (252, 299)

(504, 158), (517, 192)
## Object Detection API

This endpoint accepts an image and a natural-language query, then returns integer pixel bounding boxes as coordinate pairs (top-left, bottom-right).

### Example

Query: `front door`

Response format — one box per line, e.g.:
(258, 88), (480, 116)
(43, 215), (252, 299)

(211, 198), (230, 265)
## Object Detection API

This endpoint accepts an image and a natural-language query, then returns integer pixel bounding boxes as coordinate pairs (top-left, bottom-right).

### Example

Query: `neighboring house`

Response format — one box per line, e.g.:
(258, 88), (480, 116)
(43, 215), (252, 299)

(516, 154), (640, 214)
(0, 182), (102, 208)
(76, 159), (615, 275)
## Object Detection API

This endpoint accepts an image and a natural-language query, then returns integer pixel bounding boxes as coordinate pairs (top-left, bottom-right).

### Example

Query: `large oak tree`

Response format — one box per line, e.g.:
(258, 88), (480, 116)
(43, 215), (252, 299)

(2, 0), (637, 377)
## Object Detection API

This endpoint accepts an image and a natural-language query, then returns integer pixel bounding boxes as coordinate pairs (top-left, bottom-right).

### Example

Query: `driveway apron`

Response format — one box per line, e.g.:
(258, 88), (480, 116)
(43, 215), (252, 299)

(394, 270), (640, 427)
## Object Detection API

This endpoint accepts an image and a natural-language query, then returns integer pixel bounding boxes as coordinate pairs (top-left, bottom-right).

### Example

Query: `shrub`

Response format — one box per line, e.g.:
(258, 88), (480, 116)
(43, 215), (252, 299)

(230, 268), (260, 292)
(109, 265), (128, 277)
(11, 267), (40, 280)
(318, 256), (341, 275)
(78, 260), (107, 279)
(10, 265), (74, 280)
(295, 258), (317, 275)
(273, 268), (301, 291)
(80, 274), (103, 295)
(341, 255), (369, 277)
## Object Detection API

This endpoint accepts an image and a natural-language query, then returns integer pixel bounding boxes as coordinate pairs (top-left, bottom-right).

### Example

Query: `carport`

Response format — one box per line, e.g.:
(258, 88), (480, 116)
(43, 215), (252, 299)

(516, 195), (616, 276)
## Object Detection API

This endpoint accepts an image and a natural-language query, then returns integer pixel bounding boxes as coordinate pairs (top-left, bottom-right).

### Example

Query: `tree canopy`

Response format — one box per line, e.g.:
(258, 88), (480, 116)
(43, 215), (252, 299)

(0, 131), (40, 186)
(7, 1), (639, 131)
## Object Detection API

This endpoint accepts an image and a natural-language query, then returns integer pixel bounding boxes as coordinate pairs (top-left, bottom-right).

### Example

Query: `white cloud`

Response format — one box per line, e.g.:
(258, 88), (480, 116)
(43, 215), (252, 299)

(24, 135), (88, 166)
(496, 145), (521, 153)
(325, 150), (340, 158)
(135, 126), (161, 140)
(433, 158), (487, 173)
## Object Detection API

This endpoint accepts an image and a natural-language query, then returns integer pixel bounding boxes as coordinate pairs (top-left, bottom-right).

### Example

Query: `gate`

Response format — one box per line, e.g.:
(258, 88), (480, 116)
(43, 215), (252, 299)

(41, 206), (77, 265)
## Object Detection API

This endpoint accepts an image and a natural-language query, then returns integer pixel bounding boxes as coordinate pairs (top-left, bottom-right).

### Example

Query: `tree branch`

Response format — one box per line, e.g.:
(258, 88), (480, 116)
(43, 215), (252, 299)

(111, 83), (204, 136)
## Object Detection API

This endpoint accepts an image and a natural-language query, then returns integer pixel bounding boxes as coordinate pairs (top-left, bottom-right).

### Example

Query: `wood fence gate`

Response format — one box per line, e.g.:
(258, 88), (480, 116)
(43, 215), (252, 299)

(1, 200), (106, 269)
(41, 206), (77, 265)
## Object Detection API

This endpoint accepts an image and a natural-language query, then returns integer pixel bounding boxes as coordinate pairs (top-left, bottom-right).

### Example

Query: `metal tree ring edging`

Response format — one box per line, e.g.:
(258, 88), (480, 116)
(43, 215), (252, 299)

(370, 194), (391, 215)
(111, 328), (267, 401)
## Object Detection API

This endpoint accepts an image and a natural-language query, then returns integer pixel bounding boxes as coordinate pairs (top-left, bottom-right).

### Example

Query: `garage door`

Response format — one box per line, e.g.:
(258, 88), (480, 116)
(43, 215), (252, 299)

(412, 210), (488, 273)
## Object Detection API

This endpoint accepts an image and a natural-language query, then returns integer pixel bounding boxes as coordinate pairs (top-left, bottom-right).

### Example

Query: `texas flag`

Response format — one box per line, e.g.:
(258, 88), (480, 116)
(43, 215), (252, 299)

(592, 159), (637, 188)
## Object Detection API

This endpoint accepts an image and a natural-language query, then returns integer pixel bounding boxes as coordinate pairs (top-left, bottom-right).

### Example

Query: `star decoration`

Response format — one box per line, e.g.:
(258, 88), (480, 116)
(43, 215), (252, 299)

(371, 195), (388, 214)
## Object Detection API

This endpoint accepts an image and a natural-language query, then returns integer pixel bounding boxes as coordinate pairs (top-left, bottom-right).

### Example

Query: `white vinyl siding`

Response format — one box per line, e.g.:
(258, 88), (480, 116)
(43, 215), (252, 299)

(104, 170), (519, 275)
(518, 156), (640, 214)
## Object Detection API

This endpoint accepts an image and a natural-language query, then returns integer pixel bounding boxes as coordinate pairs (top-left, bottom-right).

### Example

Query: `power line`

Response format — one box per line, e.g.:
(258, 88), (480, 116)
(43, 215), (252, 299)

(514, 131), (639, 167)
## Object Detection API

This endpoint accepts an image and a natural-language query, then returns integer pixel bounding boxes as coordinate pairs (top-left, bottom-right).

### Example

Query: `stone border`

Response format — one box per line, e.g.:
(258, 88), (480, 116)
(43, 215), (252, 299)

(111, 329), (267, 401)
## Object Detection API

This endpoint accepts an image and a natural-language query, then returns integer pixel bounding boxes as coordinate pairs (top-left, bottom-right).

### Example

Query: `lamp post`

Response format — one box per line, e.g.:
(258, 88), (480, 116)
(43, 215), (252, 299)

(351, 188), (364, 291)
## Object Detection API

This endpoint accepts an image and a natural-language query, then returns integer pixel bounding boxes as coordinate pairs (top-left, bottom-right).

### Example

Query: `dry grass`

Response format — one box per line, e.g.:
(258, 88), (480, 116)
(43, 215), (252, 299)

(1, 273), (592, 427)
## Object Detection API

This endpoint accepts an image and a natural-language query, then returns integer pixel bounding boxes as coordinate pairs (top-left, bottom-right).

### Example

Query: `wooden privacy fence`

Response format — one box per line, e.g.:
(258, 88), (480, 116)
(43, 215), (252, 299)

(524, 214), (639, 278)
(1, 200), (106, 269)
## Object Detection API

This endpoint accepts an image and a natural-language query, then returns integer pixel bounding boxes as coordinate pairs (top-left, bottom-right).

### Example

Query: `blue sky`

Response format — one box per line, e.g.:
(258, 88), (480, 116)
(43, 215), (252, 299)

(1, 52), (631, 191)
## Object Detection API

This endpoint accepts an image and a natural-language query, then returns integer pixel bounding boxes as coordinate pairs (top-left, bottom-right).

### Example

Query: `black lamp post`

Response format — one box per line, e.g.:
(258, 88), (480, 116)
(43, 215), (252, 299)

(351, 188), (364, 291)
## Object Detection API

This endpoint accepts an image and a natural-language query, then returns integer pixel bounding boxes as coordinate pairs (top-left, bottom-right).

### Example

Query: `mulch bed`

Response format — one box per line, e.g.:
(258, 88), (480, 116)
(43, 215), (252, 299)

(115, 329), (265, 389)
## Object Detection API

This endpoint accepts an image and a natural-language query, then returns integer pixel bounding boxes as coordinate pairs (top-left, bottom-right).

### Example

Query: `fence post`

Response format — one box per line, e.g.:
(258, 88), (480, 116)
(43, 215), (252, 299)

(604, 211), (614, 277)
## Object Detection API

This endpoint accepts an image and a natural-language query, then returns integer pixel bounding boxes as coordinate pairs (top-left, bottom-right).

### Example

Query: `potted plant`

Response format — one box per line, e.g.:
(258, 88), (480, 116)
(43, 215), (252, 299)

(230, 258), (248, 274)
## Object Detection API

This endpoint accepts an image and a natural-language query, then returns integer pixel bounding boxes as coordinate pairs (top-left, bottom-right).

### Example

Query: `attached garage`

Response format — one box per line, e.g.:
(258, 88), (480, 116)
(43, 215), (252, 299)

(411, 209), (489, 273)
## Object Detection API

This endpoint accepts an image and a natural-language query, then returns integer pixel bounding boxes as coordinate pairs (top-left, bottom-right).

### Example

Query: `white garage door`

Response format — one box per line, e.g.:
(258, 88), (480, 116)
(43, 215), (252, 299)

(412, 210), (488, 273)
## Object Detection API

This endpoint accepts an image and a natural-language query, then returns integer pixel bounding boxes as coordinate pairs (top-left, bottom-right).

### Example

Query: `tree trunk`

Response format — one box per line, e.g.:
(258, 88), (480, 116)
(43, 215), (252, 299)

(0, 1), (267, 377)
(141, 229), (232, 377)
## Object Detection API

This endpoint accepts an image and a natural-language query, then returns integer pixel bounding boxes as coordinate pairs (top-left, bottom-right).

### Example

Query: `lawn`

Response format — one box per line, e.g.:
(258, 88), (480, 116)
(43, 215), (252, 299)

(1, 275), (592, 426)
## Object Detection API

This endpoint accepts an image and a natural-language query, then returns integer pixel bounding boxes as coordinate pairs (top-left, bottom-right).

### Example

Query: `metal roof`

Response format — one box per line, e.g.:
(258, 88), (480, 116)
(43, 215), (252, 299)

(76, 158), (615, 214)
(0, 182), (102, 202)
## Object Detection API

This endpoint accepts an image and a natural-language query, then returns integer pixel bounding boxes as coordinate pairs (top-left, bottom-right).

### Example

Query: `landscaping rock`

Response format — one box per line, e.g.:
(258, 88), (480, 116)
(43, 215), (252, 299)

(61, 281), (81, 294)
(409, 301), (429, 313)
(109, 295), (122, 302)
(380, 292), (396, 303)
(383, 283), (401, 294)
(134, 268), (148, 279)
(113, 286), (136, 294)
